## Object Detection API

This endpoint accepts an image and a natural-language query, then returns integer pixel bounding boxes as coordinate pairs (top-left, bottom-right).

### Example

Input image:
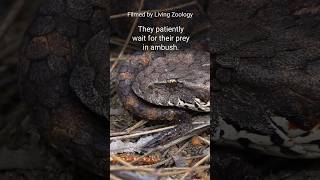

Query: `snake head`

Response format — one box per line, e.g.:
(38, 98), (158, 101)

(132, 50), (210, 112)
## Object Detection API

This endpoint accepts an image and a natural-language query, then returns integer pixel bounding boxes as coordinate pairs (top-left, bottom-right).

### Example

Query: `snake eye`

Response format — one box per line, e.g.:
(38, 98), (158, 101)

(166, 79), (178, 87)
(166, 79), (177, 84)
(148, 85), (154, 90)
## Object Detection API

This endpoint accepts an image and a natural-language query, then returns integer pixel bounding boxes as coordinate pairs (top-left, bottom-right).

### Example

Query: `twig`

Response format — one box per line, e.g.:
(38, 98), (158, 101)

(197, 136), (210, 145)
(110, 166), (156, 172)
(110, 165), (209, 173)
(158, 166), (210, 176)
(180, 154), (210, 180)
(110, 124), (166, 136)
(125, 120), (147, 133)
(110, 174), (123, 180)
(111, 155), (133, 167)
(163, 141), (189, 166)
(110, 125), (175, 140)
(162, 166), (210, 171)
(0, 0), (25, 40)
(184, 154), (208, 160)
(158, 124), (210, 150)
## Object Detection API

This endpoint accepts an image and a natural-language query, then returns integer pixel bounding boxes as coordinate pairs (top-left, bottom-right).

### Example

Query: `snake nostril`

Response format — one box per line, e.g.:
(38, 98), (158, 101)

(148, 85), (154, 90)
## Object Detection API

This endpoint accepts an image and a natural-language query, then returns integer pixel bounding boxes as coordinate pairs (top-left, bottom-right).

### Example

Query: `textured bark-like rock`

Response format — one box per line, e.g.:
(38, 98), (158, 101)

(210, 0), (320, 179)
(211, 0), (320, 129)
(19, 0), (109, 176)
